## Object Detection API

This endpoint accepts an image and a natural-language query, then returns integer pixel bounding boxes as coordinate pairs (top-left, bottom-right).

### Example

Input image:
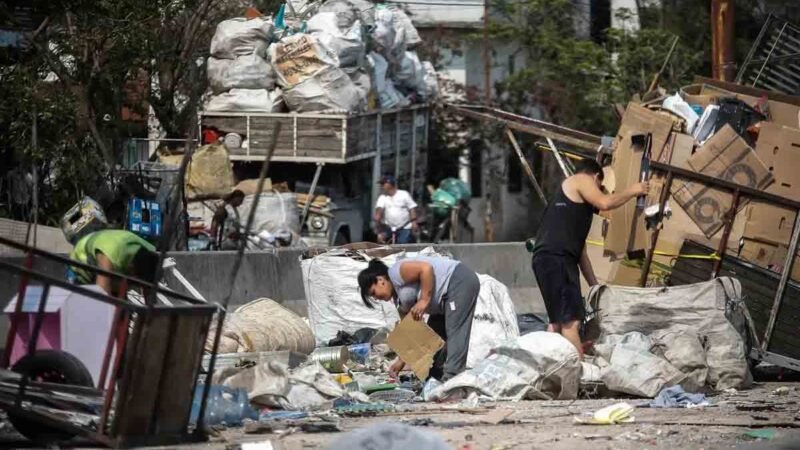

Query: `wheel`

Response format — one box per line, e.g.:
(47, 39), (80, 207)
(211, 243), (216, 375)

(9, 350), (94, 444)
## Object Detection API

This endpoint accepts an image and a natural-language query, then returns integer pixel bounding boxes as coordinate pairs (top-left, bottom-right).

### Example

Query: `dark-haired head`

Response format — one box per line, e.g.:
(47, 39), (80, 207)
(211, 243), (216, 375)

(357, 259), (394, 309)
(131, 248), (160, 284)
(573, 158), (604, 189)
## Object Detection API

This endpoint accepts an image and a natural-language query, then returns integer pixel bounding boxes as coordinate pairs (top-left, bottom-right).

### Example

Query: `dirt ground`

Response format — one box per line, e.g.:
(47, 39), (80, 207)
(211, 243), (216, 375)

(193, 382), (799, 450)
(0, 382), (797, 449)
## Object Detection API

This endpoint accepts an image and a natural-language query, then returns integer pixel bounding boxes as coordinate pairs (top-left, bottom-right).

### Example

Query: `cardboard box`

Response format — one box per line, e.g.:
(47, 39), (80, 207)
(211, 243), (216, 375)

(744, 202), (795, 246)
(605, 103), (675, 257)
(672, 125), (773, 237)
(739, 238), (800, 283)
(741, 122), (800, 246)
(667, 132), (696, 169)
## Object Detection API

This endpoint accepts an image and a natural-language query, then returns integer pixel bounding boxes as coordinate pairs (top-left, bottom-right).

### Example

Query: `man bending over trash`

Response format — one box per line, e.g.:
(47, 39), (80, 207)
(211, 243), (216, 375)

(69, 229), (159, 295)
(531, 159), (648, 357)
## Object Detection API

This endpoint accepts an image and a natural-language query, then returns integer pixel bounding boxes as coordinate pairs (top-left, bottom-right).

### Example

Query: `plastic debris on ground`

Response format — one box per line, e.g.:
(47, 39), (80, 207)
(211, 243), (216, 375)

(573, 402), (635, 425)
(324, 422), (451, 450)
(649, 385), (710, 408)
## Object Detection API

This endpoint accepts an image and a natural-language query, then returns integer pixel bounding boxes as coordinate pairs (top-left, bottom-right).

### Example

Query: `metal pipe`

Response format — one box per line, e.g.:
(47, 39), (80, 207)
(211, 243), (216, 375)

(712, 190), (741, 278)
(761, 210), (800, 351)
(300, 163), (325, 229)
(506, 128), (546, 204)
(99, 309), (130, 434)
(15, 284), (50, 406)
(640, 172), (674, 287)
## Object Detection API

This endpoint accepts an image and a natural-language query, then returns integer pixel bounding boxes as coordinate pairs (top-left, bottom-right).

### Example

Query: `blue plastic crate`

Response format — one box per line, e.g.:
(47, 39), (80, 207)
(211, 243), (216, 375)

(128, 198), (162, 239)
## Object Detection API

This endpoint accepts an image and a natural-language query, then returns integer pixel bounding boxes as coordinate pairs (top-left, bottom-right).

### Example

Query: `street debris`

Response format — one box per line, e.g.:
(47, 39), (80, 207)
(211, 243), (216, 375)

(649, 385), (710, 408)
(574, 402), (635, 425)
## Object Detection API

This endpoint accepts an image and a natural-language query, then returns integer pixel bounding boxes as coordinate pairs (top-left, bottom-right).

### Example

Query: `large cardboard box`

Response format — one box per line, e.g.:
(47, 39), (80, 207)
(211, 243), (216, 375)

(742, 122), (800, 246)
(605, 103), (675, 257)
(672, 125), (773, 237)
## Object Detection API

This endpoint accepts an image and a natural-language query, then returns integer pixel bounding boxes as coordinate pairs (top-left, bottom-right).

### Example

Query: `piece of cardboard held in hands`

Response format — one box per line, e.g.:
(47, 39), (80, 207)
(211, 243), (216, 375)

(387, 315), (445, 380)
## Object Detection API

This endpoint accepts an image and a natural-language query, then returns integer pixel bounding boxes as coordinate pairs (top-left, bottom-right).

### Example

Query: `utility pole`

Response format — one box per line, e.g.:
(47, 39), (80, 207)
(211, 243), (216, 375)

(711, 0), (735, 81)
(483, 0), (491, 106)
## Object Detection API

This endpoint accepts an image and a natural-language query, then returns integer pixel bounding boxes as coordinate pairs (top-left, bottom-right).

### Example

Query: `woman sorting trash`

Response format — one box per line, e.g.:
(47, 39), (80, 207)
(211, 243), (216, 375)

(358, 256), (480, 381)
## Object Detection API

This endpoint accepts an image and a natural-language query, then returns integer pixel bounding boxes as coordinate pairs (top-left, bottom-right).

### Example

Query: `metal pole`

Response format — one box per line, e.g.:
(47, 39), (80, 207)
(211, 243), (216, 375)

(16, 284), (50, 405)
(647, 36), (680, 94)
(483, 0), (491, 106)
(711, 0), (736, 81)
(197, 121), (280, 437)
(31, 108), (38, 247)
(640, 172), (674, 287)
(712, 190), (740, 278)
(761, 209), (800, 351)
(506, 128), (546, 204)
(545, 137), (572, 178)
(300, 163), (324, 229)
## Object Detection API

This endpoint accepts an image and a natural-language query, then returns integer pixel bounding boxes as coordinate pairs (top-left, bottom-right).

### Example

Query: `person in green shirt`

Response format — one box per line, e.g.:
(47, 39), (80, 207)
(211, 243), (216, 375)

(69, 230), (159, 295)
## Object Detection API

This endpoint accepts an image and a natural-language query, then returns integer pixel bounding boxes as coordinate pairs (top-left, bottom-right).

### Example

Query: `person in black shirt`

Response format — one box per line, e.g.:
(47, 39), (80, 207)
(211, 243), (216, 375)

(532, 159), (648, 357)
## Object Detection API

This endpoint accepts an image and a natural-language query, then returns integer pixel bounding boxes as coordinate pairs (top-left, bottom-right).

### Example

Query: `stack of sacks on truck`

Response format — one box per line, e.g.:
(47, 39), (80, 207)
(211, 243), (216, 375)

(586, 79), (800, 288)
(204, 1), (439, 114)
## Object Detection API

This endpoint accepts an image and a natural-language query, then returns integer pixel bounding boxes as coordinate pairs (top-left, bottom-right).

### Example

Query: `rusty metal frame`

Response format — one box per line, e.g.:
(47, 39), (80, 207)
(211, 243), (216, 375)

(644, 161), (800, 359)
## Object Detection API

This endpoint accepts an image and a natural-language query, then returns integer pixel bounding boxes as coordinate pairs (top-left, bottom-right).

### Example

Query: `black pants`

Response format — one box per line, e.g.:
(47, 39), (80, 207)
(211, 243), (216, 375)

(426, 263), (480, 381)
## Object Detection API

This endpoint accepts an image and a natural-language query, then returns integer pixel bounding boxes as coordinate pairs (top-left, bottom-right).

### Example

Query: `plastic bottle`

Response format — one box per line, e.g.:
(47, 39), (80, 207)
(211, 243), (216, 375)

(190, 384), (258, 427)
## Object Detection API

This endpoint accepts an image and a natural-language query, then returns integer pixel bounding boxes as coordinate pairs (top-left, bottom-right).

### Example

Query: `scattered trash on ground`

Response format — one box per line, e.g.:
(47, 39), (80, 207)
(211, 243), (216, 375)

(574, 403), (635, 425)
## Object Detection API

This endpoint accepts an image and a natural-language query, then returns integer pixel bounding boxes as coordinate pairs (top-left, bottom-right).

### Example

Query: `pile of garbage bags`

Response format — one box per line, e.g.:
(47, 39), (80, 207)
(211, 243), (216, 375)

(205, 1), (439, 114)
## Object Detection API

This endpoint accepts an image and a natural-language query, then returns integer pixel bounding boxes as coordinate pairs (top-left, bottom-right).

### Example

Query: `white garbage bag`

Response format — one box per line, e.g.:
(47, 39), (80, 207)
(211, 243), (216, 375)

(270, 33), (339, 88)
(598, 332), (685, 398)
(237, 191), (300, 235)
(348, 68), (372, 107)
(369, 52), (408, 109)
(395, 51), (425, 94)
(317, 0), (359, 29)
(372, 7), (400, 59)
(204, 88), (284, 112)
(308, 13), (365, 68)
(467, 275), (520, 368)
(428, 332), (582, 401)
(390, 7), (421, 47)
(283, 66), (363, 113)
(421, 61), (439, 101)
(207, 54), (276, 94)
(210, 17), (273, 59)
(302, 250), (402, 346)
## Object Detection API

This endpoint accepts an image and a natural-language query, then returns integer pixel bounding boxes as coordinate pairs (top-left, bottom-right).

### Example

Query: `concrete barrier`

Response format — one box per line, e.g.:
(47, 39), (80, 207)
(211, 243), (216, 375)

(0, 242), (544, 347)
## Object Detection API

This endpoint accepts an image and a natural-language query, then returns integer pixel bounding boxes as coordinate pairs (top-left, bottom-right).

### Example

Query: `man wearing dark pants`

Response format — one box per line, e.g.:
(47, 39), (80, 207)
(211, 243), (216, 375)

(531, 159), (648, 357)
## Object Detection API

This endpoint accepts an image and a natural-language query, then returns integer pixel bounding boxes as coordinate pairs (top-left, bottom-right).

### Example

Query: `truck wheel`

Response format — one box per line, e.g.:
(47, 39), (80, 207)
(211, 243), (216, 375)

(9, 350), (94, 443)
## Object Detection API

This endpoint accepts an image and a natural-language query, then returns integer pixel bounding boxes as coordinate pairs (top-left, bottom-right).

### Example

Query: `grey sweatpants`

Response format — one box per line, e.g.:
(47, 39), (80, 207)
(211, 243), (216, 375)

(428, 263), (480, 381)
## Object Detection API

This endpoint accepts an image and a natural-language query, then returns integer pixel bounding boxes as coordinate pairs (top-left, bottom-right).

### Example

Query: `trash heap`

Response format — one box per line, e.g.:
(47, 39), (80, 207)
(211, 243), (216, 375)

(205, 1), (438, 114)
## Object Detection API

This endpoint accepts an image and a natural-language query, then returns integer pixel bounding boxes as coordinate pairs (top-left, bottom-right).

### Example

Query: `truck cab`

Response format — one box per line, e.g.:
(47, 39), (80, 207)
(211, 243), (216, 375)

(199, 105), (430, 246)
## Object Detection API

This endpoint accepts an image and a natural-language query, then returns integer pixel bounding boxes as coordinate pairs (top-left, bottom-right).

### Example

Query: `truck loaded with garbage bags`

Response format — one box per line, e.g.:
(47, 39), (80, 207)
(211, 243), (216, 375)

(196, 1), (438, 246)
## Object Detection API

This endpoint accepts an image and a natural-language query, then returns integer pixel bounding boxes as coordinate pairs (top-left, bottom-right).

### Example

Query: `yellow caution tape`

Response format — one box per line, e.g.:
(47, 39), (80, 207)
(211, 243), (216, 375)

(585, 239), (720, 260)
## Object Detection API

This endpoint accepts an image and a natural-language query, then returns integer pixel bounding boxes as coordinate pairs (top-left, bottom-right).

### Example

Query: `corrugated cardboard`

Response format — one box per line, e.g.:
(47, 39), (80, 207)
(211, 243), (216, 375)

(386, 315), (444, 380)
(739, 238), (800, 283)
(605, 103), (674, 257)
(669, 132), (696, 169)
(744, 203), (795, 246)
(672, 125), (773, 238)
(742, 122), (800, 246)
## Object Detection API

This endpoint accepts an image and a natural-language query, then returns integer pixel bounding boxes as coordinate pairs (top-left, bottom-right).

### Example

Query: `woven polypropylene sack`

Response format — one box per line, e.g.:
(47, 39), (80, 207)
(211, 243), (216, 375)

(185, 144), (234, 199)
(206, 298), (316, 355)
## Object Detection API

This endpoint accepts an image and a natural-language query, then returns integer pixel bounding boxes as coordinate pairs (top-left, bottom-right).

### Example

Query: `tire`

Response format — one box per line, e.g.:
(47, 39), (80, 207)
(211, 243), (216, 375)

(9, 350), (94, 444)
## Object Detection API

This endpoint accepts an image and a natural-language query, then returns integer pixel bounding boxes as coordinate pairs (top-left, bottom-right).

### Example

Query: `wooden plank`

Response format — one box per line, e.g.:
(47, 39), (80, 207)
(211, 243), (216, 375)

(153, 315), (209, 435)
(113, 312), (172, 437)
